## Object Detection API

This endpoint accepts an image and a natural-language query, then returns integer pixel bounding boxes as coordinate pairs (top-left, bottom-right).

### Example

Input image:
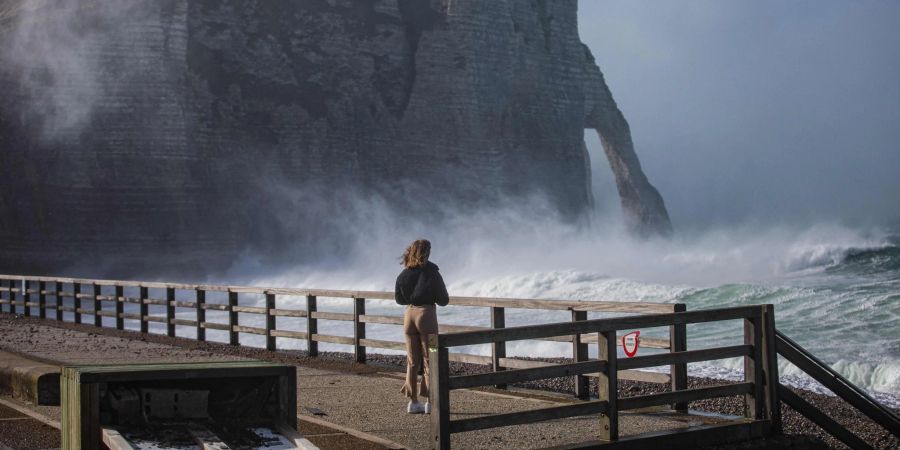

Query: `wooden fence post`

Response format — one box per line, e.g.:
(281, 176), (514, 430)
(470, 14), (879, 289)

(55, 282), (63, 321)
(429, 335), (450, 450)
(139, 286), (149, 333)
(266, 293), (276, 351)
(23, 279), (31, 316)
(73, 283), (82, 324)
(115, 285), (124, 330)
(228, 291), (239, 345)
(354, 297), (366, 363)
(744, 314), (764, 420)
(572, 310), (589, 399)
(0, 279), (6, 314)
(306, 295), (318, 356)
(598, 330), (618, 441)
(762, 304), (781, 432)
(93, 283), (102, 327)
(166, 287), (176, 337)
(38, 281), (46, 319)
(670, 303), (688, 411)
(8, 279), (14, 315)
(196, 289), (206, 341)
(491, 306), (507, 389)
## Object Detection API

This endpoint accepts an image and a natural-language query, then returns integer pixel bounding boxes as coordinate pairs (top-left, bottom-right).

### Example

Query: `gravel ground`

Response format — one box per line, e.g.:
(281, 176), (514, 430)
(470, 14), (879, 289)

(1, 315), (897, 449)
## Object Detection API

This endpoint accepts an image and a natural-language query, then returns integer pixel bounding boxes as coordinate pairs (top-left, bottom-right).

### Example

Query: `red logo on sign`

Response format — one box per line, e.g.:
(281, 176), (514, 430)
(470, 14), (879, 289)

(622, 331), (640, 358)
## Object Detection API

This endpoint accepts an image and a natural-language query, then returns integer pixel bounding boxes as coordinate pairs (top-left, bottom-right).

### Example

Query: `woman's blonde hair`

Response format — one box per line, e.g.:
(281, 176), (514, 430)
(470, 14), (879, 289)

(401, 239), (431, 269)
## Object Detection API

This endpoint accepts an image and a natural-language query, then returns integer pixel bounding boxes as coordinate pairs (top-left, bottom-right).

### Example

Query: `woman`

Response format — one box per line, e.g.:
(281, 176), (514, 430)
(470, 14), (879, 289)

(395, 239), (449, 414)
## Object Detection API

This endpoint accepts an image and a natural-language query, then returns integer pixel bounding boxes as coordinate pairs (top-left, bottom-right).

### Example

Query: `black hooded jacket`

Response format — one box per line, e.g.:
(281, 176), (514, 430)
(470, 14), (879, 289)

(395, 261), (450, 306)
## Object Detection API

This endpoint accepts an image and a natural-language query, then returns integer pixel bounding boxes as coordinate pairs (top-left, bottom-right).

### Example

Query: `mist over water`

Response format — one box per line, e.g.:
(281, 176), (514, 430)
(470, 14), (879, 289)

(219, 199), (899, 405)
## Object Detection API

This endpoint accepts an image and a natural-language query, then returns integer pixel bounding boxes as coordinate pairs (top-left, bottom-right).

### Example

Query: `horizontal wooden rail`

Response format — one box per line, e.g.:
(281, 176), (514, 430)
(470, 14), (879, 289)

(618, 345), (751, 370)
(449, 360), (608, 390)
(778, 385), (873, 450)
(436, 306), (760, 347)
(449, 400), (609, 433)
(776, 331), (900, 437)
(619, 383), (754, 411)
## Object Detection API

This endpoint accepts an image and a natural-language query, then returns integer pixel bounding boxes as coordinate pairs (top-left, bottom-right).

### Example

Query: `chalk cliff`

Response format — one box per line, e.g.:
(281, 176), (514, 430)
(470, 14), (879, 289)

(0, 0), (671, 276)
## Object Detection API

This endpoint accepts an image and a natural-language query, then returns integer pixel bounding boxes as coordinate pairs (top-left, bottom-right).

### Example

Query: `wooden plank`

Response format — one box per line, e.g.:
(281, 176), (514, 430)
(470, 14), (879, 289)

(745, 317), (764, 419)
(572, 310), (589, 399)
(139, 286), (148, 333)
(430, 344), (450, 450)
(778, 385), (873, 450)
(492, 306), (506, 389)
(200, 303), (230, 311)
(307, 295), (318, 356)
(438, 306), (762, 348)
(233, 325), (266, 335)
(232, 305), (267, 314)
(449, 400), (609, 433)
(115, 286), (124, 330)
(761, 305), (781, 432)
(776, 331), (900, 436)
(266, 293), (276, 351)
(53, 281), (63, 322)
(101, 427), (136, 450)
(448, 353), (492, 365)
(93, 283), (102, 327)
(312, 334), (354, 345)
(228, 291), (238, 345)
(196, 289), (205, 341)
(172, 300), (197, 308)
(448, 360), (608, 390)
(142, 298), (168, 306)
(38, 281), (46, 319)
(143, 315), (167, 324)
(359, 314), (402, 325)
(354, 297), (366, 363)
(23, 280), (31, 317)
(618, 345), (752, 370)
(616, 370), (671, 384)
(598, 330), (618, 441)
(275, 421), (318, 450)
(311, 311), (355, 321)
(271, 308), (307, 318)
(171, 319), (198, 327)
(73, 283), (81, 324)
(121, 313), (142, 321)
(619, 382), (754, 411)
(201, 322), (231, 331)
(670, 303), (688, 411)
(448, 296), (674, 313)
(270, 330), (309, 340)
(359, 338), (406, 351)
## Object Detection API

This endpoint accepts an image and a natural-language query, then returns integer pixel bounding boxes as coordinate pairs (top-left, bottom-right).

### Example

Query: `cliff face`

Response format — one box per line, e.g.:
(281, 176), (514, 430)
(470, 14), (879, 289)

(0, 0), (670, 277)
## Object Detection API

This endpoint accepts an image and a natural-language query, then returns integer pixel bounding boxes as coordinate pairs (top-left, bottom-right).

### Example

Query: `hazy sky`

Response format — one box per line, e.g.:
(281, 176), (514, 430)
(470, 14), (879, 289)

(578, 1), (900, 230)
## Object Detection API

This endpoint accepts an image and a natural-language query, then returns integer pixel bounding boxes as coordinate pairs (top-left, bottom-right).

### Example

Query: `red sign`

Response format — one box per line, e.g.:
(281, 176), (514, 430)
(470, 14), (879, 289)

(622, 331), (640, 358)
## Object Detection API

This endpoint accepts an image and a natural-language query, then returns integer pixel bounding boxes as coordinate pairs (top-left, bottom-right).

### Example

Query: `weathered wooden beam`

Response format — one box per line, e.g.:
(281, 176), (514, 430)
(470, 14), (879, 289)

(439, 306), (762, 348)
(430, 345), (450, 450)
(450, 400), (609, 434)
(619, 382), (754, 411)
(266, 293), (276, 351)
(196, 289), (205, 341)
(778, 385), (873, 450)
(491, 306), (506, 389)
(448, 360), (608, 390)
(617, 345), (752, 370)
(572, 310), (589, 400)
(306, 295), (318, 356)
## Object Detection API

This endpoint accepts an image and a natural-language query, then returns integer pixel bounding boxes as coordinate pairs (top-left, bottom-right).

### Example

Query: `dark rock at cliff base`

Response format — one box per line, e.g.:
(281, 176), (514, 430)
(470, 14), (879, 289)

(0, 0), (671, 277)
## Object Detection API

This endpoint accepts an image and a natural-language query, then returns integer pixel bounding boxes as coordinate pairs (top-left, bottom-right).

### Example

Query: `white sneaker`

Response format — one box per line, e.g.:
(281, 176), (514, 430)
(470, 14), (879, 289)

(424, 401), (432, 414)
(407, 400), (425, 414)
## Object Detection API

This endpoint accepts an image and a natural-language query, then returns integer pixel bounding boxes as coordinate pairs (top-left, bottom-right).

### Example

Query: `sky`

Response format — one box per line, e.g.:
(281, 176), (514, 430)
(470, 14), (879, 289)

(578, 0), (900, 230)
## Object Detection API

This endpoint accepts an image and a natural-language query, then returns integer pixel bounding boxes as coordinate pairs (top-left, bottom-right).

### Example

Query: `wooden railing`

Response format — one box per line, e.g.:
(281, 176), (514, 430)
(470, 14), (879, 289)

(0, 274), (684, 396)
(776, 331), (900, 450)
(426, 304), (780, 449)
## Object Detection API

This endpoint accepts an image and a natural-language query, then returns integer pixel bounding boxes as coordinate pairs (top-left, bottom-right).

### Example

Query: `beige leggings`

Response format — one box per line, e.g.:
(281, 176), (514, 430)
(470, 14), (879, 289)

(400, 305), (438, 401)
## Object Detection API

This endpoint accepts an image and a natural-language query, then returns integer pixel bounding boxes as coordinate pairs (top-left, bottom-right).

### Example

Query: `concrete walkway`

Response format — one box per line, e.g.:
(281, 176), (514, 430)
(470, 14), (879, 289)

(0, 315), (730, 449)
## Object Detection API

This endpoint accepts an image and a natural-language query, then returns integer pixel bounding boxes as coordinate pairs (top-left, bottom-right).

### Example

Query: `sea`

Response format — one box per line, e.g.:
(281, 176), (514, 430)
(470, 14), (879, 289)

(224, 219), (900, 409)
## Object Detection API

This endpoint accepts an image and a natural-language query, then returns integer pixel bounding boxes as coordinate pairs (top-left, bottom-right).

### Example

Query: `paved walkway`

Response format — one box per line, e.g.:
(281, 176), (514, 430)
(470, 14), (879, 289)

(0, 315), (729, 449)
